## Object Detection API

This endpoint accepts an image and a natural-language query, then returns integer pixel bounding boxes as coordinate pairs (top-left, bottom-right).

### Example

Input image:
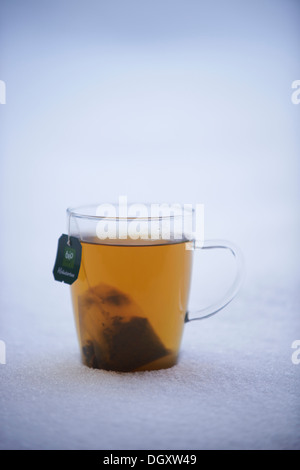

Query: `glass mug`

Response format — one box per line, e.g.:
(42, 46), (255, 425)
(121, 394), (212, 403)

(66, 203), (244, 372)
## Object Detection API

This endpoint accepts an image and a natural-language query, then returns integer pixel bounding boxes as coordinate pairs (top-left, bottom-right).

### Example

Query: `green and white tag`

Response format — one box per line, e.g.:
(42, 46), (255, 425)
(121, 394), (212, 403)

(53, 234), (82, 285)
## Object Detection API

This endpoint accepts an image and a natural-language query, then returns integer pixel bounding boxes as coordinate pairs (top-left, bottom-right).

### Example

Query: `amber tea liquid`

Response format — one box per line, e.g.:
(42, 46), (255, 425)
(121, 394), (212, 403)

(71, 238), (193, 371)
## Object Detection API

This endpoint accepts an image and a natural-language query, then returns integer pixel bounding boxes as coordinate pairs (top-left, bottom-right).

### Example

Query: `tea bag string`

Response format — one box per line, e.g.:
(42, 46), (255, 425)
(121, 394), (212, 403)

(69, 212), (93, 291)
(67, 212), (72, 246)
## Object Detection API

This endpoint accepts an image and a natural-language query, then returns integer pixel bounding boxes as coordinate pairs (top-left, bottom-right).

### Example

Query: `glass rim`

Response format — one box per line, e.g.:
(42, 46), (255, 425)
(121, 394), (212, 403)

(66, 203), (195, 221)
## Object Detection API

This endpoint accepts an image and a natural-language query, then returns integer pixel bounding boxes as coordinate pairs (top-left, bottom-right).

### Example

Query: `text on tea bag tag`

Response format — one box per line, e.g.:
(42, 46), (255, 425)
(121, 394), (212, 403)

(53, 234), (82, 285)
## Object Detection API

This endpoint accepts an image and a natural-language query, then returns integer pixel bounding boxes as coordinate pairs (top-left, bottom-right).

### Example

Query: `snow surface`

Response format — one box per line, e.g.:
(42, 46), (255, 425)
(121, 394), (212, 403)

(1, 259), (299, 450)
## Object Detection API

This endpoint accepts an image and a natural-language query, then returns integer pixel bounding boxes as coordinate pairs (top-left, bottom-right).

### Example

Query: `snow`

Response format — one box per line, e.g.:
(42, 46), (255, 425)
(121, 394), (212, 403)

(1, 266), (299, 450)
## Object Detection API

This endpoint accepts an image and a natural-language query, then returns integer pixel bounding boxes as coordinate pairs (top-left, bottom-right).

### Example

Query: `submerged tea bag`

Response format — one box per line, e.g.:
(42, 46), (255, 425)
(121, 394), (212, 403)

(78, 283), (169, 371)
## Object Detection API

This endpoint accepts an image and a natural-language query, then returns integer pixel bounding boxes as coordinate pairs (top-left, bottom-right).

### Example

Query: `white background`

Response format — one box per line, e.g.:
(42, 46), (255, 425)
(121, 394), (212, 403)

(0, 0), (299, 450)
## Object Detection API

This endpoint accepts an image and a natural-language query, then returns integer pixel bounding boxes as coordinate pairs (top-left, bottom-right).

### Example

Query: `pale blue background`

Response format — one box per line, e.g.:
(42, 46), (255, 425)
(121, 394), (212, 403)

(0, 0), (299, 450)
(0, 0), (299, 286)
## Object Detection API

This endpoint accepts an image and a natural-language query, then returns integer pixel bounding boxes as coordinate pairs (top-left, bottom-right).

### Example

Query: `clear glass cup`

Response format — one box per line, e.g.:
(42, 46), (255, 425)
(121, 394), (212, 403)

(66, 202), (244, 372)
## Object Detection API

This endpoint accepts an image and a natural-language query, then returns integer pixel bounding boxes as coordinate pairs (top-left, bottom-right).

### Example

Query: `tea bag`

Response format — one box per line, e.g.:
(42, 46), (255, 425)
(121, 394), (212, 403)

(78, 283), (169, 371)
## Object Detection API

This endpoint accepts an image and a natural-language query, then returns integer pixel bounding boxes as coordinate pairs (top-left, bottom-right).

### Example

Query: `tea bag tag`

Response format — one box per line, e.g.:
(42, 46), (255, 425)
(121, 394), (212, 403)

(53, 234), (82, 285)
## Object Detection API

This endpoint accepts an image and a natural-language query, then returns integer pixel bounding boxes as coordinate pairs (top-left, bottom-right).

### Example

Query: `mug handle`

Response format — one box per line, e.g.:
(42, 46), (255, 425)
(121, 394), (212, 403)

(185, 239), (245, 322)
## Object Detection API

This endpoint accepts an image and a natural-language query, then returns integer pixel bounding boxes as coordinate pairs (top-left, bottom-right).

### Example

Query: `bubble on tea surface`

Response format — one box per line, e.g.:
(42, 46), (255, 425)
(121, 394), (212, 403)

(78, 283), (169, 371)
